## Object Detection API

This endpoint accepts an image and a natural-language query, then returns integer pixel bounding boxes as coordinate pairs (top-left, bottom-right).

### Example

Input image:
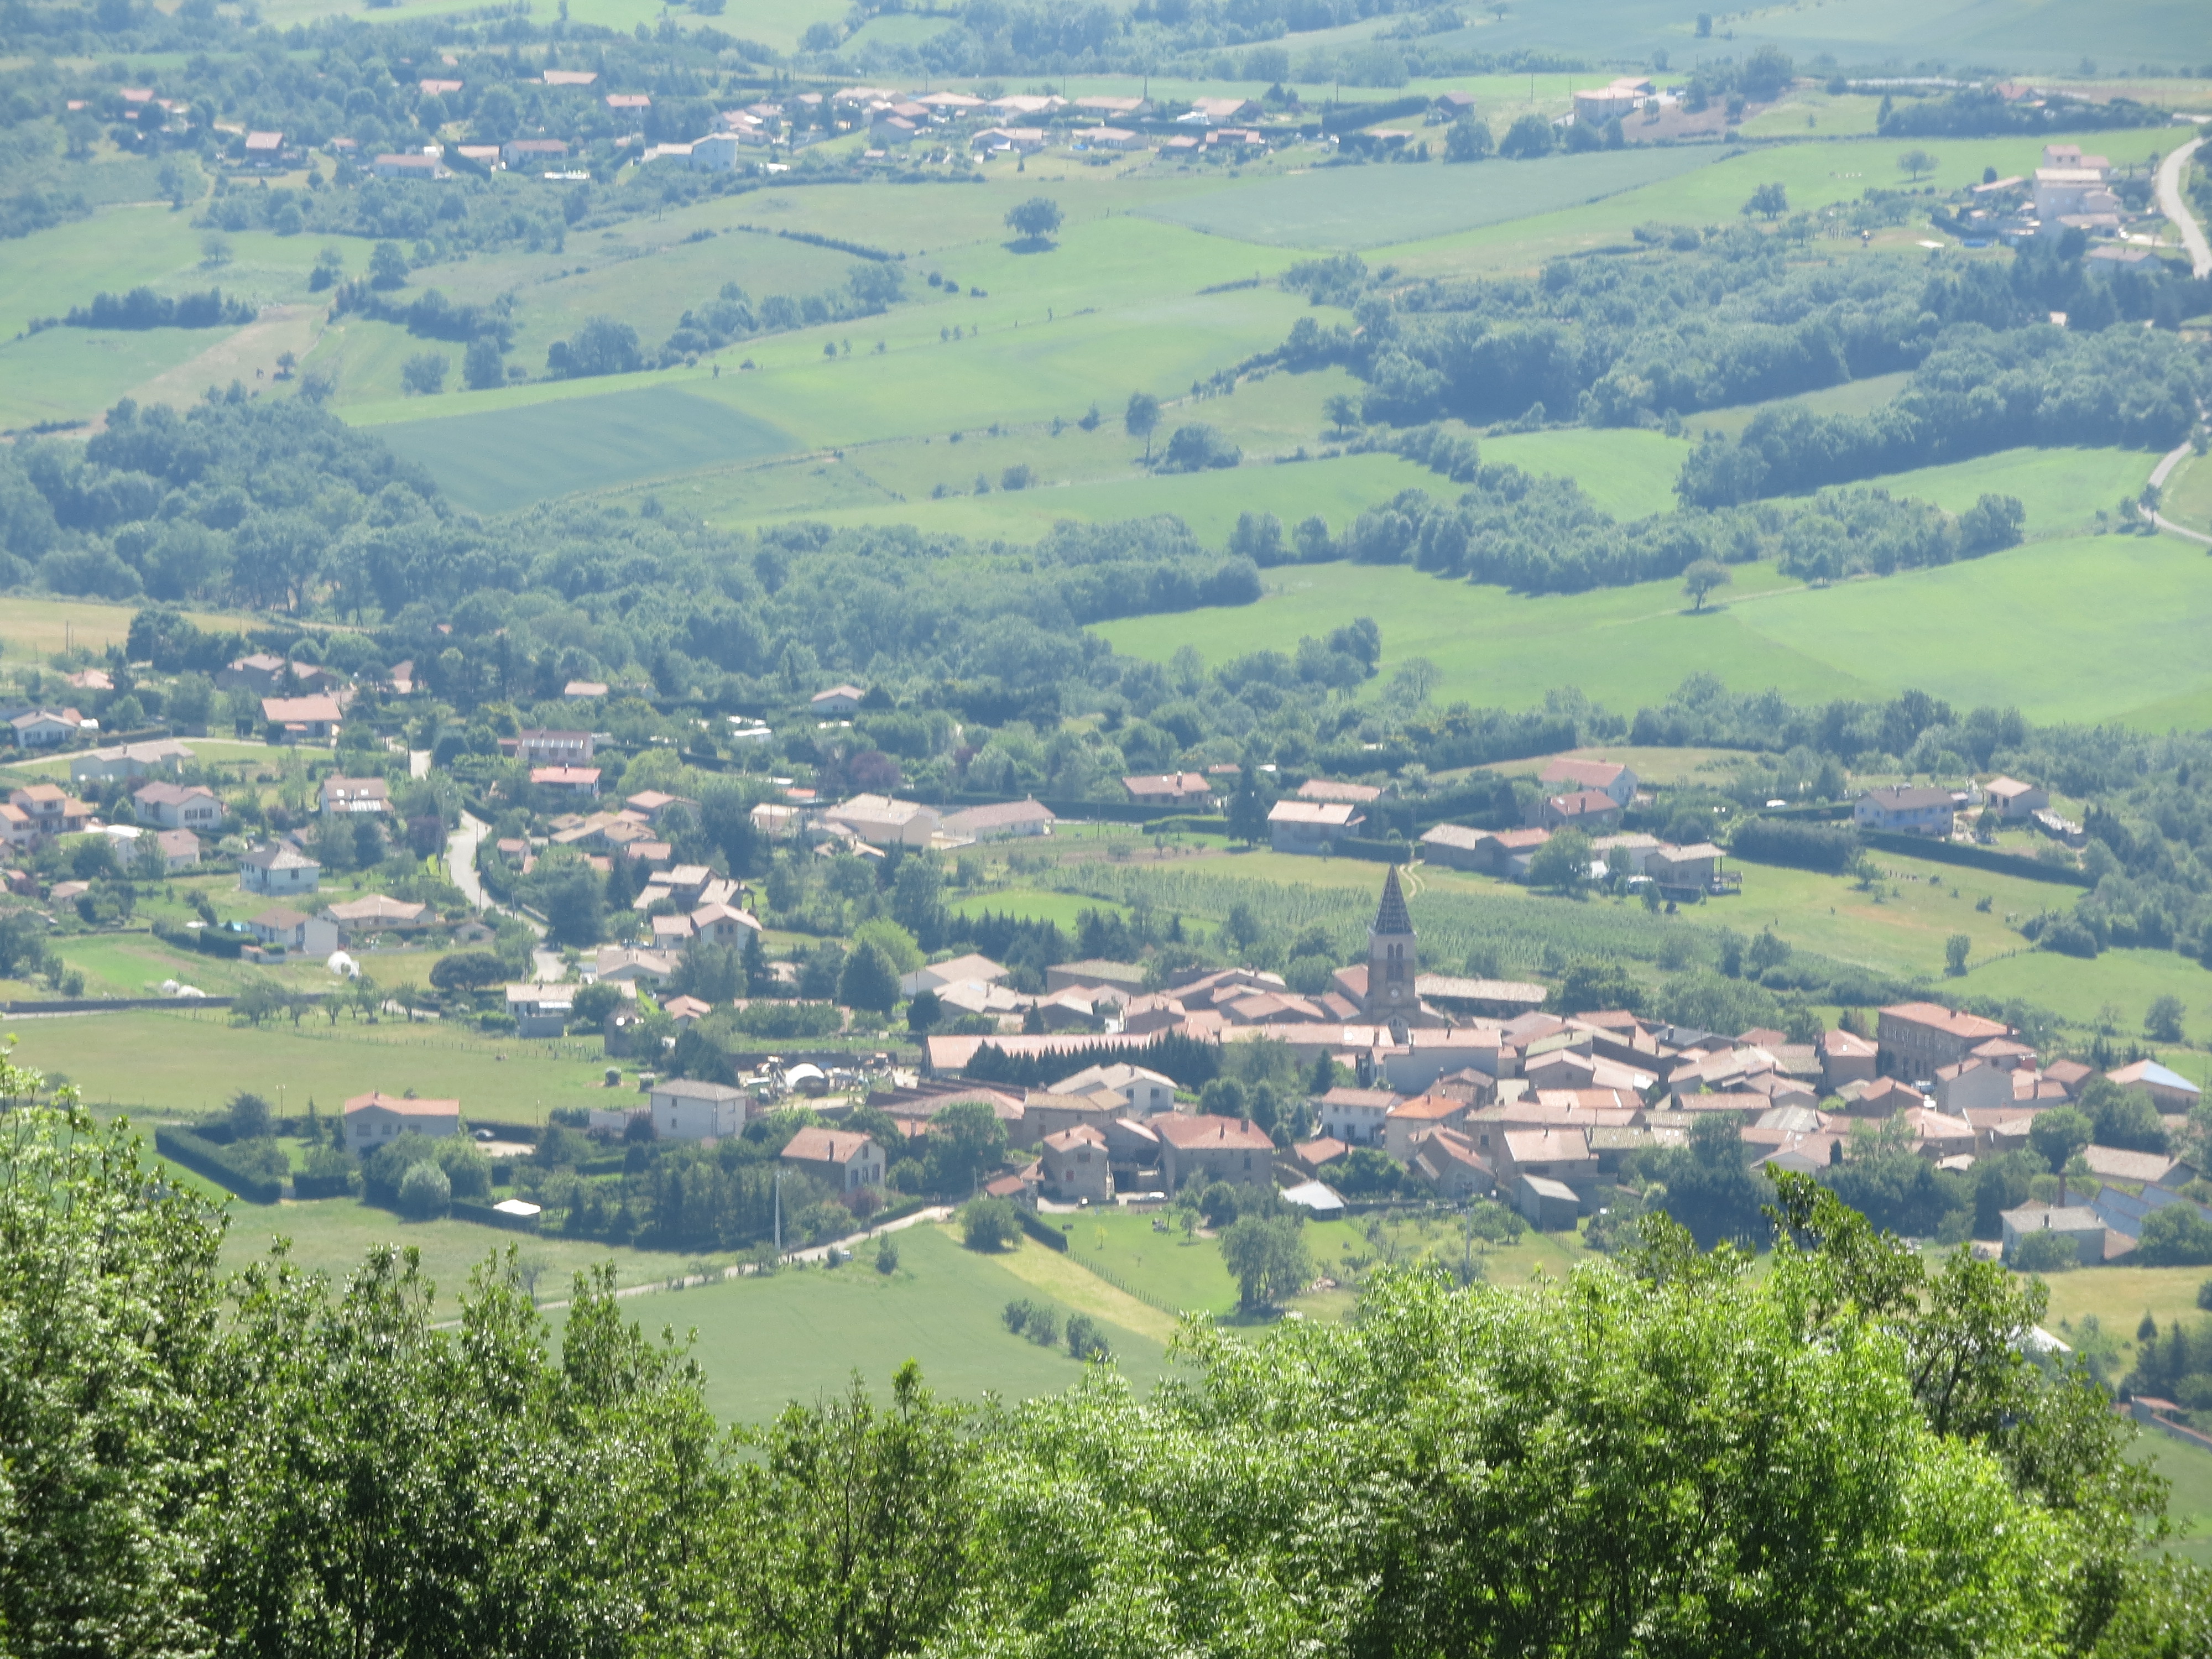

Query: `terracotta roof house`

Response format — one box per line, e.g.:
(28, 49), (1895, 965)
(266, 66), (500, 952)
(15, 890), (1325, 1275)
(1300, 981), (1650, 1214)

(132, 781), (222, 831)
(1539, 790), (1624, 832)
(1122, 771), (1213, 808)
(1877, 1003), (2013, 1079)
(1268, 798), (1363, 854)
(262, 695), (342, 740)
(1983, 776), (2049, 820)
(1538, 757), (1637, 807)
(2106, 1059), (2201, 1113)
(343, 1091), (460, 1151)
(1298, 778), (1384, 805)
(1037, 1123), (1112, 1202)
(1151, 1113), (1275, 1190)
(1411, 1127), (1494, 1199)
(940, 799), (1057, 841)
(781, 1126), (884, 1192)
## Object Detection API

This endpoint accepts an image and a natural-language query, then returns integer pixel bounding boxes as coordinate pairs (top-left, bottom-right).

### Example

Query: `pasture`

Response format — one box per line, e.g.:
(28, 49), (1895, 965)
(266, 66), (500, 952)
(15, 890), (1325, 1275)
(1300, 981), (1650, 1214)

(374, 384), (796, 514)
(10, 1009), (616, 1124)
(1139, 145), (1721, 250)
(0, 594), (239, 659)
(611, 1222), (1173, 1423)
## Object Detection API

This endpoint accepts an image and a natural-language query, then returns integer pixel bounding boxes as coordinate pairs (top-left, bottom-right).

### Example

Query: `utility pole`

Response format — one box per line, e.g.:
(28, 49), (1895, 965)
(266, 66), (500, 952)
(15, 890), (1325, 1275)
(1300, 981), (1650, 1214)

(774, 1168), (782, 1253)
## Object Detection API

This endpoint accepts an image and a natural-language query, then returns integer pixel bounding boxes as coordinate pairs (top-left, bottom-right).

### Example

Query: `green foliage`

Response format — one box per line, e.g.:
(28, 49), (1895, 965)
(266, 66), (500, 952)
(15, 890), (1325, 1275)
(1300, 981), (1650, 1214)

(227, 1089), (272, 1140)
(1218, 1212), (1311, 1308)
(928, 1102), (1010, 1197)
(2135, 1206), (2212, 1267)
(2028, 1107), (2094, 1173)
(1004, 197), (1063, 241)
(959, 1197), (1019, 1251)
(398, 1158), (451, 1219)
(2011, 1228), (2082, 1273)
(430, 950), (506, 992)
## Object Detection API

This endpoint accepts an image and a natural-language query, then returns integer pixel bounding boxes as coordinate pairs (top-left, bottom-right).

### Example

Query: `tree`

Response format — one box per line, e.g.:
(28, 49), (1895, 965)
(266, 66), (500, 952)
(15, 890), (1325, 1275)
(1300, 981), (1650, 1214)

(2146, 995), (2186, 1042)
(1526, 828), (1593, 892)
(907, 989), (943, 1032)
(2028, 1106), (2093, 1194)
(924, 1099), (1008, 1196)
(1550, 961), (1643, 1015)
(1218, 1213), (1311, 1308)
(228, 1089), (273, 1139)
(1227, 763), (1271, 847)
(1743, 181), (1788, 220)
(724, 1363), (971, 1659)
(367, 239), (409, 289)
(1323, 392), (1361, 435)
(397, 1159), (451, 1219)
(1498, 112), (1555, 158)
(2077, 1077), (2169, 1153)
(430, 950), (506, 992)
(1898, 147), (1935, 182)
(1943, 933), (1971, 976)
(1123, 391), (1161, 460)
(837, 939), (900, 1015)
(2135, 1204), (2212, 1265)
(2012, 1229), (2081, 1274)
(462, 336), (505, 390)
(1443, 115), (1493, 161)
(1003, 196), (1063, 242)
(1682, 558), (1731, 612)
(401, 352), (448, 395)
(959, 1196), (1019, 1250)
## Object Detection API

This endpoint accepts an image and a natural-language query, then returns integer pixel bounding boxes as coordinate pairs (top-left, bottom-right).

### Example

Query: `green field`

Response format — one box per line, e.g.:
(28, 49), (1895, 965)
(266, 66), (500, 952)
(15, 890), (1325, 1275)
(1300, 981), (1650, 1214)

(950, 888), (1131, 931)
(1095, 494), (2195, 729)
(1140, 145), (1721, 249)
(612, 1222), (1173, 1422)
(374, 385), (797, 514)
(12, 1009), (615, 1124)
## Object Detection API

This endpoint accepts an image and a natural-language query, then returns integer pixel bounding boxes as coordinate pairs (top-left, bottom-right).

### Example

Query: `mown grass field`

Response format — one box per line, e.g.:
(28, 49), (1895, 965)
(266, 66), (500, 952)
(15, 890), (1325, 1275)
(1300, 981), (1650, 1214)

(0, 593), (241, 659)
(616, 1222), (1173, 1423)
(374, 385), (796, 514)
(1094, 490), (2188, 729)
(1140, 146), (1721, 250)
(11, 1009), (615, 1124)
(948, 888), (1130, 932)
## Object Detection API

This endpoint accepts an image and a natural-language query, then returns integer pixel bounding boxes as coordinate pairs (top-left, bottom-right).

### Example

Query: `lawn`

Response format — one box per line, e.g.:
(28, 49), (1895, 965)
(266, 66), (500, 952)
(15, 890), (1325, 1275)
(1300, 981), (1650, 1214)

(1139, 145), (1721, 250)
(0, 594), (243, 660)
(2163, 448), (2212, 537)
(2140, 1436), (2212, 1571)
(0, 321), (226, 431)
(950, 888), (1131, 932)
(1095, 507), (2195, 731)
(373, 385), (798, 515)
(13, 1009), (616, 1124)
(214, 1192), (702, 1306)
(603, 1222), (1172, 1423)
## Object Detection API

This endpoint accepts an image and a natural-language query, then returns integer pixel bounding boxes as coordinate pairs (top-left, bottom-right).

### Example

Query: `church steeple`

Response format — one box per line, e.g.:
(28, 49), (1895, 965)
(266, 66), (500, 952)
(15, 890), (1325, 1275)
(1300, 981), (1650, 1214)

(1364, 865), (1417, 1026)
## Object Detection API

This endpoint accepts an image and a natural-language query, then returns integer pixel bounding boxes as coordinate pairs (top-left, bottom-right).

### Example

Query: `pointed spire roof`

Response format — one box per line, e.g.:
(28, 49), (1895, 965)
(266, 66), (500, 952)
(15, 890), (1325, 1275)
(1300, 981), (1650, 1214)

(1371, 864), (1413, 936)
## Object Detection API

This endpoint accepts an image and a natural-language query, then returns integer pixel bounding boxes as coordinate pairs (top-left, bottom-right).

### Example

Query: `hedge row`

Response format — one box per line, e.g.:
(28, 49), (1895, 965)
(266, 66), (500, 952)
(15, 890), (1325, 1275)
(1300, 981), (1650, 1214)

(292, 1171), (357, 1199)
(1016, 1208), (1070, 1252)
(1857, 829), (2093, 888)
(154, 921), (245, 959)
(155, 1127), (281, 1204)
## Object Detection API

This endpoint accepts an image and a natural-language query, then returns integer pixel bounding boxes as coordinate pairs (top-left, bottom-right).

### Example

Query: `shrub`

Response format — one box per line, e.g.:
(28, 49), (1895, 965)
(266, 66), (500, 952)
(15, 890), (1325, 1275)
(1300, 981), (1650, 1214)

(2135, 1205), (2212, 1267)
(398, 1160), (452, 1220)
(2011, 1229), (2081, 1274)
(1066, 1312), (1109, 1361)
(876, 1237), (899, 1275)
(961, 1197), (1019, 1251)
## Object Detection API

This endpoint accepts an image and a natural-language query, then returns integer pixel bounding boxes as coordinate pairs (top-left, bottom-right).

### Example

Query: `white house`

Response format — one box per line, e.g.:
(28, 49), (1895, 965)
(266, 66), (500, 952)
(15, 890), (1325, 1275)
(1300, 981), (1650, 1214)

(1538, 757), (1638, 809)
(1050, 1062), (1177, 1118)
(649, 1078), (748, 1139)
(247, 905), (341, 958)
(132, 781), (223, 831)
(810, 684), (867, 716)
(240, 842), (321, 895)
(343, 1091), (461, 1151)
(1317, 1086), (1397, 1147)
(1268, 799), (1363, 854)
(505, 984), (573, 1037)
(10, 708), (82, 748)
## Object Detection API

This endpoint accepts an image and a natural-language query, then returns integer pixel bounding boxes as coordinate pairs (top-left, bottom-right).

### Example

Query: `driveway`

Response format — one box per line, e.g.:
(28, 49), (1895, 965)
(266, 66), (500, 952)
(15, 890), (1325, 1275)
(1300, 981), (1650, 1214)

(2156, 135), (2210, 277)
(447, 811), (491, 911)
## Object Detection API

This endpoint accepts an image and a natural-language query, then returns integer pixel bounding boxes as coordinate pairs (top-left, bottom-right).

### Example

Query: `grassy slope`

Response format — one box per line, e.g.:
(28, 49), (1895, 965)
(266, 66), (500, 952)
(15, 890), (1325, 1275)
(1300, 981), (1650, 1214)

(622, 1223), (1171, 1423)
(1094, 477), (2190, 729)
(0, 594), (242, 659)
(8, 1009), (615, 1123)
(1139, 146), (1720, 250)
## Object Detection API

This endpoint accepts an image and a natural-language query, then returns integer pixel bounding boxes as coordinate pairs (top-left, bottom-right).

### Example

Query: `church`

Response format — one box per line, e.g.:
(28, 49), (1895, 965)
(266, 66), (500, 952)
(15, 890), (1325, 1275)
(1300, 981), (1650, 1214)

(1340, 864), (1548, 1032)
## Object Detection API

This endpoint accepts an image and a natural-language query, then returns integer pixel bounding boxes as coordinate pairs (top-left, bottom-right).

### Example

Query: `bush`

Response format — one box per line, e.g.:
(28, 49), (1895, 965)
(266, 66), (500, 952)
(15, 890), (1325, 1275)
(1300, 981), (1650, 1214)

(1730, 818), (1860, 873)
(1157, 424), (1241, 472)
(153, 1126), (283, 1204)
(2198, 1276), (2212, 1311)
(876, 1237), (899, 1275)
(296, 1141), (359, 1198)
(2011, 1229), (2083, 1274)
(961, 1197), (1020, 1251)
(398, 1160), (452, 1220)
(2135, 1205), (2212, 1267)
(1065, 1312), (1109, 1361)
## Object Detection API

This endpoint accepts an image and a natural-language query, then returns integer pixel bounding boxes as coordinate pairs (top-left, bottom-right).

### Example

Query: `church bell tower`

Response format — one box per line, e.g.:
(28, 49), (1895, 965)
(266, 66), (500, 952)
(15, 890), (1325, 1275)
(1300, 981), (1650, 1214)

(1364, 864), (1417, 1029)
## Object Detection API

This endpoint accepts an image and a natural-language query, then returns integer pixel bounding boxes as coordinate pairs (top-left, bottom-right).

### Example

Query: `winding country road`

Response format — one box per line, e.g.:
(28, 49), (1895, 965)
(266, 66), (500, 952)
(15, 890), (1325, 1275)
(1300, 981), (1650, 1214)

(2156, 134), (2210, 278)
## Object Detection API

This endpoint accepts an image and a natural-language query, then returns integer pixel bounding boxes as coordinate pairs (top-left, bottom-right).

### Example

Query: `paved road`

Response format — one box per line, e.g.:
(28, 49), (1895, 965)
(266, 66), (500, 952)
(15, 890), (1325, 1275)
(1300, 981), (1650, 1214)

(447, 811), (490, 911)
(2156, 135), (2210, 278)
(2142, 434), (2212, 545)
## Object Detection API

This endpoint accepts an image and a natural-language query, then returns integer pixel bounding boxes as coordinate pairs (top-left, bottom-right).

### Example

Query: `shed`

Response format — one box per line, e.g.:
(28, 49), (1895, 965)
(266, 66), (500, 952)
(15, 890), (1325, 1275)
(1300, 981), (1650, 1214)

(1516, 1173), (1582, 1231)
